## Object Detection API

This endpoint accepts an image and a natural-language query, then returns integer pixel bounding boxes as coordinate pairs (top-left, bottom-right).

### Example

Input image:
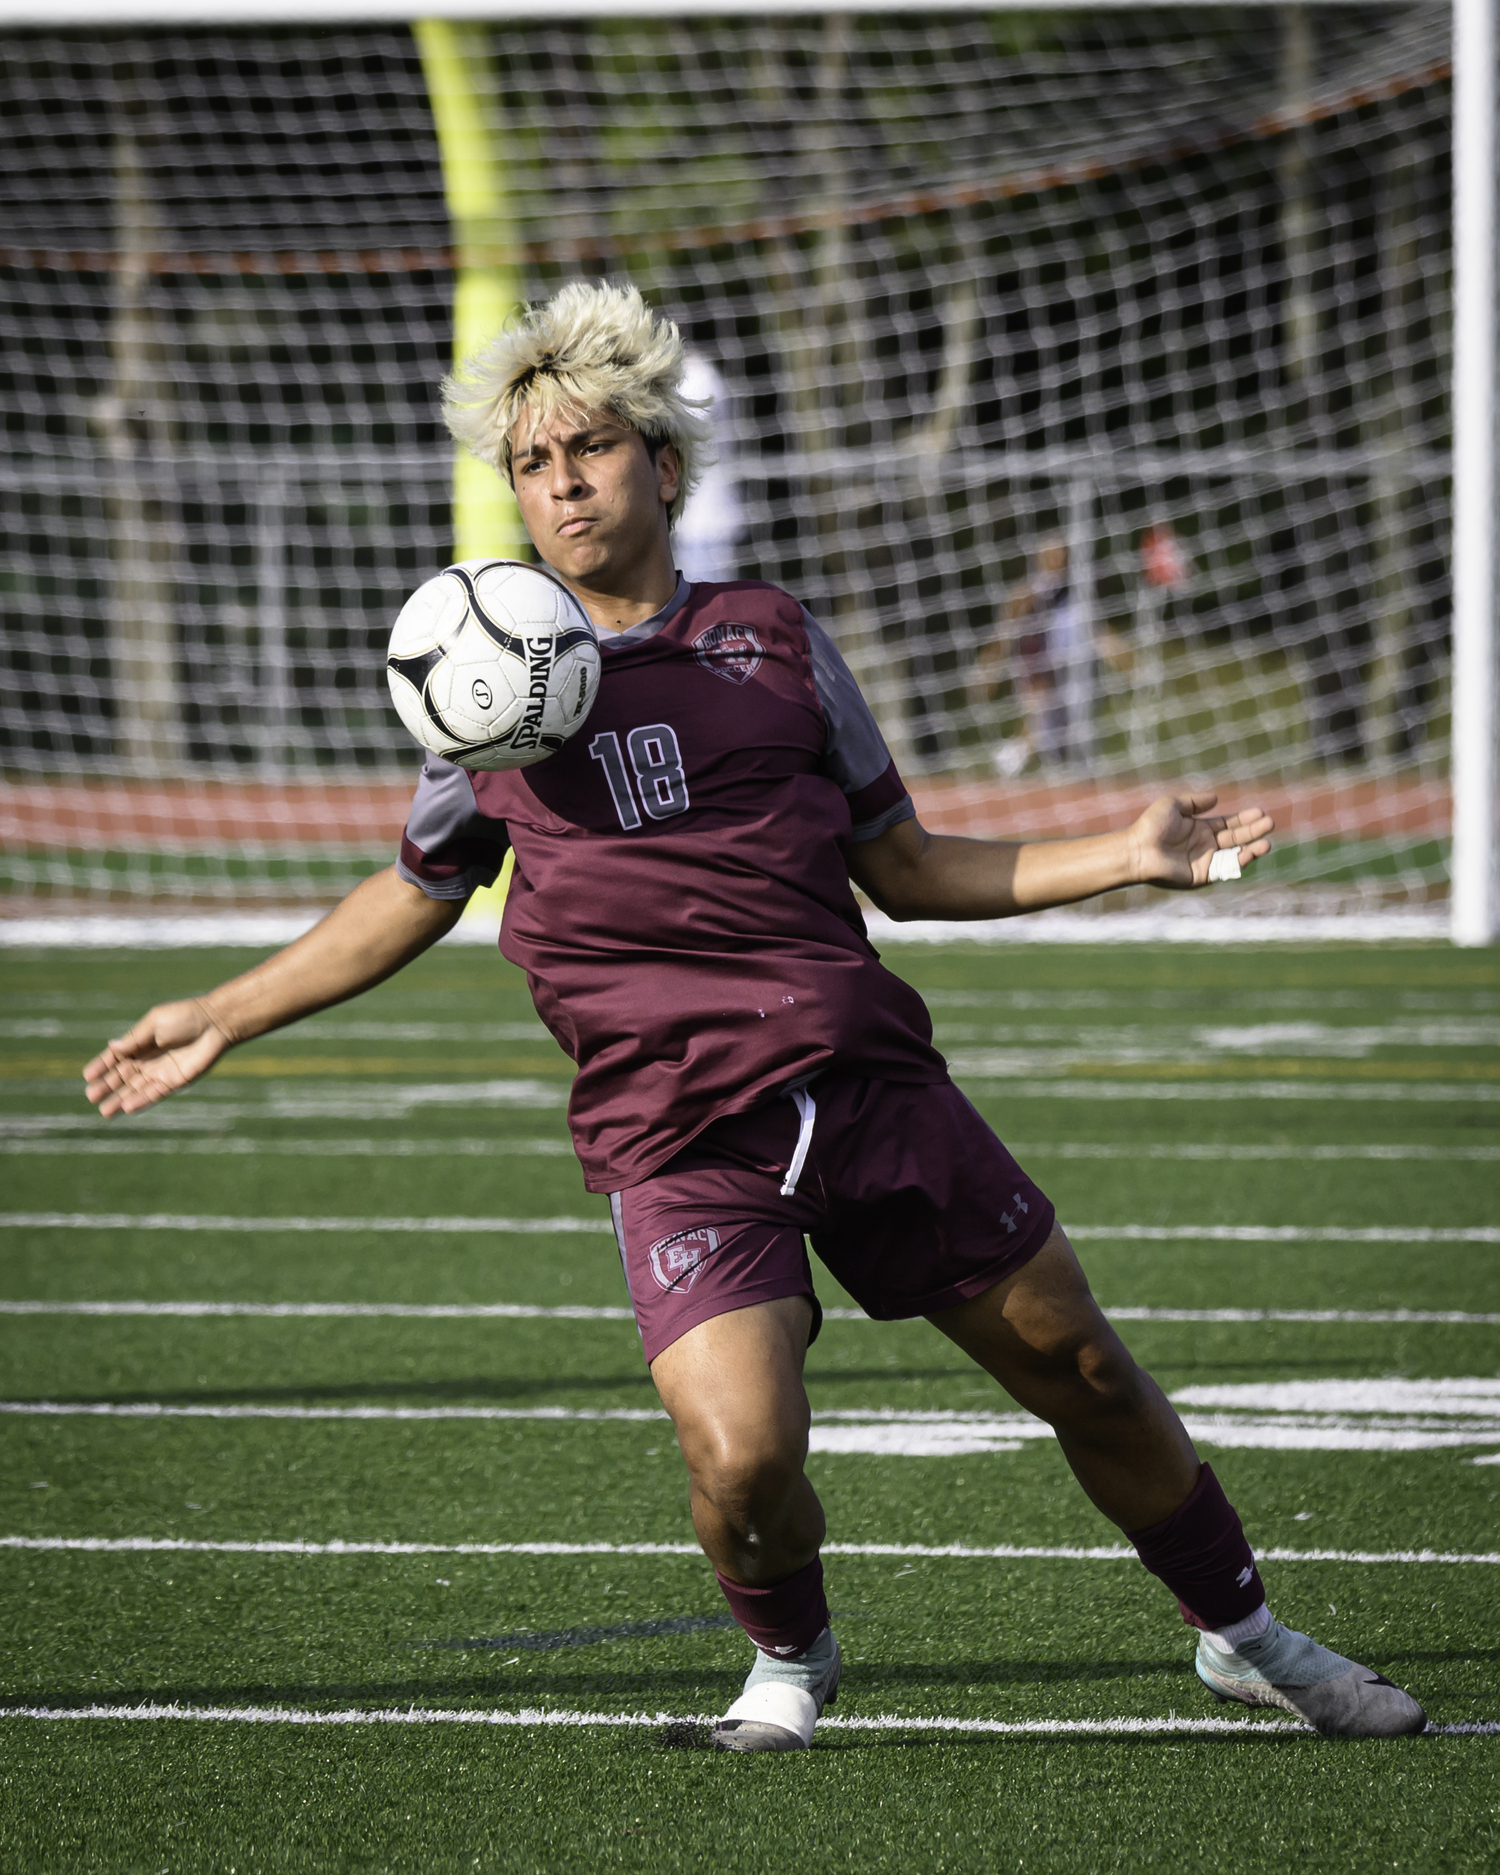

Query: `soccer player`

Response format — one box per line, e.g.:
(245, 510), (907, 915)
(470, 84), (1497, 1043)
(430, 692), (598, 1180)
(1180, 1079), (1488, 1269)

(84, 282), (1424, 1748)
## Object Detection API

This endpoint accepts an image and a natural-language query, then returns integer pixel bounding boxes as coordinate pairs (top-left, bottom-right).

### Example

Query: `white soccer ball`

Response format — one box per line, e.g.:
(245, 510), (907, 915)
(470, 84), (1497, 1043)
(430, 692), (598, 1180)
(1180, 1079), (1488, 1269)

(386, 559), (601, 770)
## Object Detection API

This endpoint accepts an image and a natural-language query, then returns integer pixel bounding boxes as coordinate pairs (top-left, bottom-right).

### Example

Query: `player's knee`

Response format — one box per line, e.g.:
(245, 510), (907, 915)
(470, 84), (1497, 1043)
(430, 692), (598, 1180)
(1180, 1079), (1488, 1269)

(686, 1420), (808, 1529)
(1073, 1331), (1145, 1407)
(1033, 1323), (1148, 1419)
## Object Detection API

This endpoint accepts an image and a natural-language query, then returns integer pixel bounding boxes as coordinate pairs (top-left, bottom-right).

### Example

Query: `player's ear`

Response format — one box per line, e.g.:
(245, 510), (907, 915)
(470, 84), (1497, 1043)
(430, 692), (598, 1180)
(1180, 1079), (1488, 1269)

(655, 442), (681, 508)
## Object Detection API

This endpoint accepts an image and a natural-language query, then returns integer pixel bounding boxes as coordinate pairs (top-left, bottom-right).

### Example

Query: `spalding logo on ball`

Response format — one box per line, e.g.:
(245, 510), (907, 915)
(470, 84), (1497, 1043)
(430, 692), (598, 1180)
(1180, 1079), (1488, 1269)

(386, 560), (601, 770)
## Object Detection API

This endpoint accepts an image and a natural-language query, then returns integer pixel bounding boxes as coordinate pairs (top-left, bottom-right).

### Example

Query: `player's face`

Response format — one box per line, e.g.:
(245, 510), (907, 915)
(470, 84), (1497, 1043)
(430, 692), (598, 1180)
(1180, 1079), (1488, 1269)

(510, 411), (680, 594)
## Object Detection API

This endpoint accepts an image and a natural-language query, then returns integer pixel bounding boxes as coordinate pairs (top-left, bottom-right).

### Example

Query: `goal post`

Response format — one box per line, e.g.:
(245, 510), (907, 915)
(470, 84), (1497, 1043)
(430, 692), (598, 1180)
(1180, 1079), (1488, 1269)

(0, 1), (1492, 940)
(1450, 0), (1499, 946)
(412, 16), (529, 566)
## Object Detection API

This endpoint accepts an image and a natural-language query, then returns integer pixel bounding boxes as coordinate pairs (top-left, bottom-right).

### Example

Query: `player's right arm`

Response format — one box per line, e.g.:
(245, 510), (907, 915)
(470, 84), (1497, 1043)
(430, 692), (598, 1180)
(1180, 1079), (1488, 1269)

(82, 867), (462, 1118)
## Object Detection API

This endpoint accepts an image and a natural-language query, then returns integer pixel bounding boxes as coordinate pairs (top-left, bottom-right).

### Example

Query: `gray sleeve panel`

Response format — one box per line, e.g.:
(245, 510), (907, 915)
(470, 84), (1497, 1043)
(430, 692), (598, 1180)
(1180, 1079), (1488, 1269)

(850, 794), (917, 843)
(398, 752), (510, 900)
(800, 606), (895, 796)
(396, 855), (480, 901)
(404, 752), (485, 851)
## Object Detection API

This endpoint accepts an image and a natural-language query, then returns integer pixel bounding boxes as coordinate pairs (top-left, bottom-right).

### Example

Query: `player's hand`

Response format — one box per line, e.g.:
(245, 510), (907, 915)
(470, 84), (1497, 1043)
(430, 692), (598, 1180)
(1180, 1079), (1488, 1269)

(1128, 791), (1274, 891)
(82, 999), (236, 1117)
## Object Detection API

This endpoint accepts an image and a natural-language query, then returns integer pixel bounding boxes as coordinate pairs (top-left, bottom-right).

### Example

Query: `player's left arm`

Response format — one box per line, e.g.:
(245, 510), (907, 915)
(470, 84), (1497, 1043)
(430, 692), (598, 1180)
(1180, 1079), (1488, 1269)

(849, 790), (1274, 920)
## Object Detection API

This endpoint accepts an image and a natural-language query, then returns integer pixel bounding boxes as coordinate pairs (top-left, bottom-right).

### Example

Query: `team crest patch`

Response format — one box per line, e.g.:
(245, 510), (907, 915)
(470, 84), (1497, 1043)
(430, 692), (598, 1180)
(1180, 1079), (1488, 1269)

(647, 1226), (721, 1294)
(692, 620), (764, 685)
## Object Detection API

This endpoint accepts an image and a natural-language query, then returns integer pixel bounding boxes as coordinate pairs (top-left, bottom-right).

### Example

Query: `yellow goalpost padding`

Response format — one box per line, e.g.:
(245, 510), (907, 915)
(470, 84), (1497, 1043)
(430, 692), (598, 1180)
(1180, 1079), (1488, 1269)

(414, 16), (529, 566)
(415, 19), (529, 926)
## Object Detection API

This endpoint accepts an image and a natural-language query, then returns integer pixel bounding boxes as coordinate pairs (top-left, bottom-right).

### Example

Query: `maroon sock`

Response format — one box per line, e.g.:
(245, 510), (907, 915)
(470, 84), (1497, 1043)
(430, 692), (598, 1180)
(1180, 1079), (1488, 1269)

(1126, 1463), (1266, 1631)
(714, 1557), (829, 1658)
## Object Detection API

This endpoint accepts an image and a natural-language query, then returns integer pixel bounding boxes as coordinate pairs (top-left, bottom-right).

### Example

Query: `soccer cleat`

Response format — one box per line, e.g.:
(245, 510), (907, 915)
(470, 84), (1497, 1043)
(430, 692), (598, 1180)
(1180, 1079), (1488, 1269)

(712, 1627), (842, 1752)
(1195, 1620), (1426, 1738)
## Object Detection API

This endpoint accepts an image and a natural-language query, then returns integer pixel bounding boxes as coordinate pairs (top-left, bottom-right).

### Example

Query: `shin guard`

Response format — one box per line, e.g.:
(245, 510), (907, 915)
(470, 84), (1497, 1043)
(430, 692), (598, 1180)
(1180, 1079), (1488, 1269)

(715, 1556), (829, 1659)
(1127, 1463), (1266, 1631)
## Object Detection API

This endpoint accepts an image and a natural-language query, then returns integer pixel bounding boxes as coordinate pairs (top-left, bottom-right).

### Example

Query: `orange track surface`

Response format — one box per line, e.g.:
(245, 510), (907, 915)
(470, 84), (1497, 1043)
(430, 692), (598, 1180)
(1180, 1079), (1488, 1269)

(0, 776), (1451, 853)
(909, 777), (1450, 843)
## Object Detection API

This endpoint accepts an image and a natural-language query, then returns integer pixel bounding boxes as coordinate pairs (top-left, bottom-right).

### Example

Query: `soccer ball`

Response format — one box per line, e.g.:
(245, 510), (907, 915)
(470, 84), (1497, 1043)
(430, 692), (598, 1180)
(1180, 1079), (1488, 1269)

(386, 559), (601, 770)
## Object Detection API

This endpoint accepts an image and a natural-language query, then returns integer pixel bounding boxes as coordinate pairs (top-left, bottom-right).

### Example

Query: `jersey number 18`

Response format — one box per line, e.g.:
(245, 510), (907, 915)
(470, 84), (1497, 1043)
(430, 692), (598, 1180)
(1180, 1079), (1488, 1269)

(589, 725), (690, 831)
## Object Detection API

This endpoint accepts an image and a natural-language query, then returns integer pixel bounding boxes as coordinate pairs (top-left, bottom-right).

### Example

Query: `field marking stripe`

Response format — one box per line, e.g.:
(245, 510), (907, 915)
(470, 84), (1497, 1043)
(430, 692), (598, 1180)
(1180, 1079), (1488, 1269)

(7, 1081), (1500, 1105)
(0, 1214), (611, 1234)
(4, 1135), (1499, 1163)
(965, 1082), (1500, 1103)
(0, 1703), (1491, 1736)
(4, 1536), (1498, 1564)
(2, 1301), (1497, 1326)
(6, 1402), (1500, 1456)
(1105, 1307), (1500, 1326)
(4, 1401), (1500, 1443)
(0, 1301), (640, 1321)
(0, 1140), (572, 1157)
(1007, 1144), (1500, 1162)
(1072, 1227), (1500, 1244)
(1, 1214), (1496, 1244)
(0, 1403), (670, 1422)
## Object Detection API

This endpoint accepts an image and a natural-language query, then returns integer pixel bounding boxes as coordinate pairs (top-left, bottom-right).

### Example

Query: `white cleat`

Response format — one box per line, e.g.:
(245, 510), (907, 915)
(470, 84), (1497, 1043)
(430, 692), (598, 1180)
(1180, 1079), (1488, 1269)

(713, 1629), (842, 1753)
(1196, 1621), (1426, 1738)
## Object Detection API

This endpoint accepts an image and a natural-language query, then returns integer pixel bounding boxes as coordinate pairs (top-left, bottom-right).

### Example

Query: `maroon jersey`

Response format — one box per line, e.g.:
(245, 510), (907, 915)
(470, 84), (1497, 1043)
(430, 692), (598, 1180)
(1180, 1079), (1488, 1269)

(398, 578), (947, 1191)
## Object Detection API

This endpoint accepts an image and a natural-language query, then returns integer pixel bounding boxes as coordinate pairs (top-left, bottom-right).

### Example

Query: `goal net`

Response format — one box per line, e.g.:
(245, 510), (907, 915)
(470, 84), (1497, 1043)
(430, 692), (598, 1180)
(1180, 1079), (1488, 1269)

(0, 5), (1475, 928)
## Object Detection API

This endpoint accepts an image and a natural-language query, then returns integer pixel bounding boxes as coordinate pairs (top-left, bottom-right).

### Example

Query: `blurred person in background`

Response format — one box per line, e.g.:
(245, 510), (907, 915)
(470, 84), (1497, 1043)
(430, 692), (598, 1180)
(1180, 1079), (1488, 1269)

(673, 352), (743, 583)
(973, 533), (1095, 777)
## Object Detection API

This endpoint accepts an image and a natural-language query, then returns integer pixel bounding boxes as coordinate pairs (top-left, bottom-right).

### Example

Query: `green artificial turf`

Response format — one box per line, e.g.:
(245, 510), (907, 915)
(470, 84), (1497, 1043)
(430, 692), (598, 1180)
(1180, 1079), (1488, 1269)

(1, 938), (1497, 1872)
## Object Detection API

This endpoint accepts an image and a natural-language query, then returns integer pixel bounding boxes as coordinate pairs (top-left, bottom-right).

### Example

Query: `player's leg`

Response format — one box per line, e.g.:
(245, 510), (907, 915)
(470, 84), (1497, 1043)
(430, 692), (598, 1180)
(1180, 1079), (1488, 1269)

(610, 1104), (844, 1752)
(929, 1226), (1426, 1737)
(930, 1223), (1198, 1527)
(649, 1294), (824, 1589)
(649, 1298), (842, 1752)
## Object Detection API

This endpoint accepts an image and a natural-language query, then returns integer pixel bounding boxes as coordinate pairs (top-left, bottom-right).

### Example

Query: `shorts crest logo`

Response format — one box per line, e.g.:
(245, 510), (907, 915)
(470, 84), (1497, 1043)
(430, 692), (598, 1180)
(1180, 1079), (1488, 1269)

(692, 621), (764, 686)
(647, 1226), (721, 1294)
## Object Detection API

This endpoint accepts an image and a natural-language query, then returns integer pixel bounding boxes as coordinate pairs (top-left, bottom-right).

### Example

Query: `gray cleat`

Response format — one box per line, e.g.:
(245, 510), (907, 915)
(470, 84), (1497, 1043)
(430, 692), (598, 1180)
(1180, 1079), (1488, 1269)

(1196, 1620), (1426, 1738)
(713, 1628), (842, 1752)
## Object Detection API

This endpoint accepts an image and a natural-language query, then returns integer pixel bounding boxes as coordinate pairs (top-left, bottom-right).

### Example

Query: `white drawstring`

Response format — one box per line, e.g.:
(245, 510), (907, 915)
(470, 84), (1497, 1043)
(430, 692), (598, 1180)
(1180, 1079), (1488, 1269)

(779, 1085), (817, 1198)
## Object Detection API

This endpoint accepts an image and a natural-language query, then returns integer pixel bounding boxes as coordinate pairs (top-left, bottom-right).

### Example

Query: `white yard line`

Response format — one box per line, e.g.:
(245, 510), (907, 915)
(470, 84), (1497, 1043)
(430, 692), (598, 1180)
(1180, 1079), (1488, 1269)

(0, 1705), (1297, 1734)
(12, 1014), (1500, 1049)
(940, 1022), (1500, 1053)
(1007, 1143), (1500, 1162)
(0, 1300), (639, 1320)
(3, 1535), (1498, 1565)
(3, 1300), (1497, 1326)
(0, 909), (1451, 949)
(0, 1085), (569, 1127)
(5, 1398), (1495, 1455)
(0, 1213), (611, 1234)
(861, 911), (1453, 947)
(1, 1701), (1492, 1737)
(8, 1079), (1497, 1113)
(921, 991), (1494, 1012)
(1105, 1307), (1500, 1326)
(0, 1138), (572, 1157)
(0, 1021), (554, 1044)
(1069, 1226), (1500, 1243)
(965, 1081), (1500, 1104)
(1, 1214), (1495, 1243)
(5, 1137), (1496, 1162)
(0, 1403), (668, 1421)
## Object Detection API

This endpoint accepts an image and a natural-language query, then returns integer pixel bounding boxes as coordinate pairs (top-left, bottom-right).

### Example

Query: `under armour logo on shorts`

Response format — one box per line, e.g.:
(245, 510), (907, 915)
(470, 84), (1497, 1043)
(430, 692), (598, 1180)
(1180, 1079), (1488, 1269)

(998, 1190), (1031, 1234)
(647, 1226), (721, 1294)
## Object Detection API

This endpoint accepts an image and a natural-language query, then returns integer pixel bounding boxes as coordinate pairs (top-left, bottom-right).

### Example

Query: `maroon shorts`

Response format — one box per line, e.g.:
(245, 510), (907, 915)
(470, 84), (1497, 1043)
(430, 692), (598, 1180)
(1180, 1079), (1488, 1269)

(608, 1073), (1056, 1363)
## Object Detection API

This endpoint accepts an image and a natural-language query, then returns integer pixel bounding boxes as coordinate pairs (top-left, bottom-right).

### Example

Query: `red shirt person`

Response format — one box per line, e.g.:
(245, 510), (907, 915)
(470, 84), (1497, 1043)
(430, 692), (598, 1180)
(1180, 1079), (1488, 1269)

(83, 282), (1421, 1749)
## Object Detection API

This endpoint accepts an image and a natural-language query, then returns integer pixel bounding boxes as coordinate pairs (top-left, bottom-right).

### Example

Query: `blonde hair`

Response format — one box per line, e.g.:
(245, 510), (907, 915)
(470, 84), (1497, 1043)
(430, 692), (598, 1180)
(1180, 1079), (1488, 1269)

(441, 281), (713, 526)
